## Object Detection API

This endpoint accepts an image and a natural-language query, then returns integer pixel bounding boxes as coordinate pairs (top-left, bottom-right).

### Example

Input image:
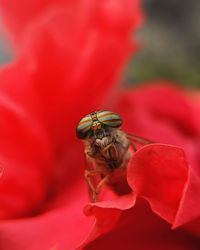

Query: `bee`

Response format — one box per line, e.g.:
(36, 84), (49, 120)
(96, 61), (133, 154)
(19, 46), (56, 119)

(76, 110), (152, 202)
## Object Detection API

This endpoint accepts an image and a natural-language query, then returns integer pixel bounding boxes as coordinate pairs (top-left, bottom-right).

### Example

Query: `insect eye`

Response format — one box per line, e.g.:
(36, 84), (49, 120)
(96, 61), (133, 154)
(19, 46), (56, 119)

(76, 115), (93, 139)
(97, 111), (122, 128)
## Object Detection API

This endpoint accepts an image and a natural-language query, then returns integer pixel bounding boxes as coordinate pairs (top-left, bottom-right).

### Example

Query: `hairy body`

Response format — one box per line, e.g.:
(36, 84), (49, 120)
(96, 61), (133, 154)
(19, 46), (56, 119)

(76, 110), (151, 202)
(84, 129), (133, 201)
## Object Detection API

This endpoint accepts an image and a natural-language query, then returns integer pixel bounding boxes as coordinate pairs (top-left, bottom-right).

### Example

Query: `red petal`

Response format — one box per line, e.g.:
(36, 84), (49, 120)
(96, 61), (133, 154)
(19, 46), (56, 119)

(173, 167), (200, 228)
(127, 144), (200, 227)
(0, 1), (144, 248)
(0, 0), (70, 45)
(116, 83), (200, 177)
(0, 182), (95, 250)
(86, 201), (200, 250)
(117, 83), (198, 137)
(0, 0), (143, 218)
(17, 1), (143, 147)
(0, 0), (143, 50)
(81, 189), (136, 247)
(114, 83), (200, 238)
(0, 63), (53, 219)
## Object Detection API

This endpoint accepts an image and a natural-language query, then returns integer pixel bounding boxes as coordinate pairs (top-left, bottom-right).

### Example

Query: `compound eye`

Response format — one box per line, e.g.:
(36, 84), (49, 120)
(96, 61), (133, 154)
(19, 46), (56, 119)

(97, 111), (122, 128)
(76, 115), (93, 139)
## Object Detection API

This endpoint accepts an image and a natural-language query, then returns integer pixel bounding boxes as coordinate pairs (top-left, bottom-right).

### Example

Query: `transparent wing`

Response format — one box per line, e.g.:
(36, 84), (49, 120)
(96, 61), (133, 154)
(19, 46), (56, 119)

(125, 133), (155, 152)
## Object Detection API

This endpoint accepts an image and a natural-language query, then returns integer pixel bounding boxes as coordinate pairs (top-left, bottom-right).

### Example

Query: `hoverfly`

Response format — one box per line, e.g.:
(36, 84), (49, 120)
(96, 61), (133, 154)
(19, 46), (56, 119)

(76, 110), (153, 202)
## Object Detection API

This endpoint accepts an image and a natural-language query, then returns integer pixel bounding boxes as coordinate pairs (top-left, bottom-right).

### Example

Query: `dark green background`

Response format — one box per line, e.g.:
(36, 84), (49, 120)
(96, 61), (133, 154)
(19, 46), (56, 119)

(126, 0), (200, 88)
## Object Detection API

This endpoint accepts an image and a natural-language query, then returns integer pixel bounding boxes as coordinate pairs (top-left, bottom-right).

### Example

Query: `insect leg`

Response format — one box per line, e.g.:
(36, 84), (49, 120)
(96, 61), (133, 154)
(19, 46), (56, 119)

(84, 155), (104, 202)
(95, 175), (110, 196)
(102, 143), (118, 159)
(85, 170), (95, 201)
(129, 141), (137, 152)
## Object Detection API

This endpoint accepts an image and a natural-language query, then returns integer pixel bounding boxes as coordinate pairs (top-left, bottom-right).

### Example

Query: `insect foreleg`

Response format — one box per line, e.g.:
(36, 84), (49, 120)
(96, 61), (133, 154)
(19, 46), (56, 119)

(85, 171), (110, 202)
(85, 169), (99, 202)
(102, 143), (118, 160)
(95, 175), (110, 196)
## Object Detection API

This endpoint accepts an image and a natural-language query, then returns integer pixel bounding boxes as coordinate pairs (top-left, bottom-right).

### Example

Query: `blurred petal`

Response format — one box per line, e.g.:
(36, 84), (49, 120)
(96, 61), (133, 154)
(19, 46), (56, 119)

(0, 0), (143, 217)
(14, 0), (143, 152)
(116, 83), (200, 175)
(0, 68), (94, 247)
(0, 0), (143, 50)
(0, 182), (94, 250)
(0, 1), (144, 249)
(0, 0), (69, 45)
(117, 83), (198, 137)
(0, 63), (53, 219)
(0, 52), (88, 218)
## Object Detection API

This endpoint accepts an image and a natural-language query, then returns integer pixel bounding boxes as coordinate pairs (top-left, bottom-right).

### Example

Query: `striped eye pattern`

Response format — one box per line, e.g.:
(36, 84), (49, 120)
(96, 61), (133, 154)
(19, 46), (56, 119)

(76, 110), (122, 139)
(96, 111), (122, 128)
(76, 114), (93, 139)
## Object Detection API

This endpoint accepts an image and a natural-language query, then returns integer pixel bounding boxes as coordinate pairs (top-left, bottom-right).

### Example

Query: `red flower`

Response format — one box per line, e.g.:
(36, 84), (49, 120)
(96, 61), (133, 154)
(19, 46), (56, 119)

(0, 1), (199, 250)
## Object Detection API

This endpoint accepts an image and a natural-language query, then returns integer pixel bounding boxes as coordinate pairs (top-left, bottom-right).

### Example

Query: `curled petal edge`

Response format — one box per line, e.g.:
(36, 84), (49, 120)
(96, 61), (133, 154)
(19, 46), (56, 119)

(127, 144), (200, 229)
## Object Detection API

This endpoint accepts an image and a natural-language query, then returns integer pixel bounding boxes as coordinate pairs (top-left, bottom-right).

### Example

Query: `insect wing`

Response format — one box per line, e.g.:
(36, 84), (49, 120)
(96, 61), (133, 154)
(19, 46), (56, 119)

(126, 133), (154, 151)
